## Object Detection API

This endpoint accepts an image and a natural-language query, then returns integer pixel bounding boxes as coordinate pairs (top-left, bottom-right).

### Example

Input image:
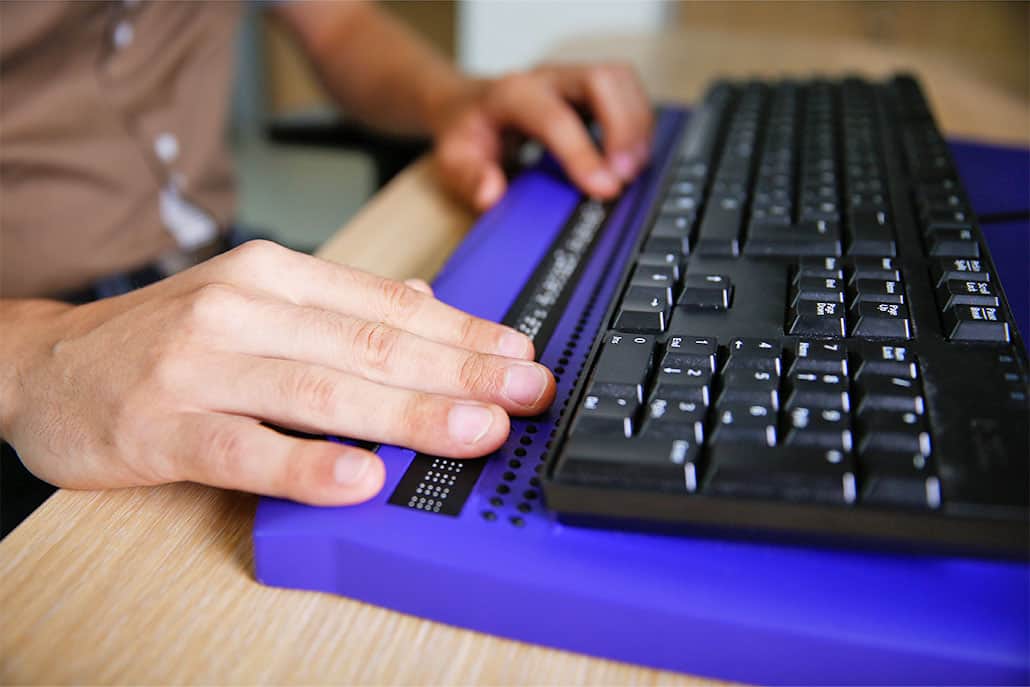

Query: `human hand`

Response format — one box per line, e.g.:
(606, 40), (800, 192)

(0, 241), (555, 505)
(432, 63), (654, 210)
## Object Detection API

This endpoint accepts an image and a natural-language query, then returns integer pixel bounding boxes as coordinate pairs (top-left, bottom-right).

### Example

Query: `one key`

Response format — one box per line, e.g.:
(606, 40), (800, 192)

(849, 256), (901, 282)
(556, 435), (702, 492)
(654, 360), (712, 397)
(719, 369), (780, 409)
(793, 276), (845, 303)
(937, 279), (1001, 309)
(860, 452), (940, 509)
(616, 285), (671, 333)
(787, 371), (850, 411)
(789, 300), (847, 337)
(696, 198), (743, 256)
(678, 274), (733, 310)
(644, 389), (708, 444)
(705, 444), (857, 505)
(796, 256), (843, 280)
(852, 279), (905, 305)
(858, 376), (925, 415)
(711, 403), (778, 446)
(637, 252), (682, 280)
(591, 332), (655, 400)
(857, 410), (931, 456)
(847, 210), (896, 256)
(791, 340), (849, 376)
(785, 406), (853, 452)
(725, 338), (782, 374)
(573, 392), (638, 437)
(942, 305), (1011, 343)
(856, 344), (917, 379)
(932, 257), (989, 286)
(630, 264), (677, 301)
(927, 228), (979, 258)
(849, 301), (911, 339)
(665, 336), (718, 373)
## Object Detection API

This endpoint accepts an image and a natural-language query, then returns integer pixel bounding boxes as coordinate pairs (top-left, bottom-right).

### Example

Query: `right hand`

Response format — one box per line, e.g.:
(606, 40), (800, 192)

(0, 240), (555, 505)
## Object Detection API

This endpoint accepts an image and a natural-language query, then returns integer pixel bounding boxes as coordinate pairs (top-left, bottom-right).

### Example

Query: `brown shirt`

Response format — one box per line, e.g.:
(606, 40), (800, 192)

(1, 0), (240, 297)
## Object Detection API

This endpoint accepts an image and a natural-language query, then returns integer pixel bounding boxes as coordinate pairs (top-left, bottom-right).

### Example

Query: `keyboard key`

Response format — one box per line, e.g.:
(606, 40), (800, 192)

(574, 392), (638, 437)
(858, 376), (925, 415)
(927, 228), (979, 257)
(860, 452), (940, 509)
(745, 221), (842, 257)
(719, 369), (780, 409)
(794, 276), (845, 303)
(644, 390), (708, 444)
(591, 332), (655, 400)
(557, 435), (702, 492)
(847, 210), (896, 256)
(696, 202), (743, 256)
(792, 340), (849, 375)
(678, 273), (733, 310)
(857, 410), (931, 456)
(856, 344), (917, 379)
(795, 256), (844, 280)
(665, 336), (718, 373)
(613, 308), (667, 333)
(852, 279), (905, 305)
(705, 445), (857, 505)
(789, 300), (847, 337)
(711, 403), (777, 446)
(849, 301), (911, 339)
(786, 406), (854, 452)
(849, 256), (900, 281)
(931, 257), (988, 286)
(937, 279), (1001, 309)
(636, 252), (681, 279)
(942, 305), (1011, 343)
(654, 361), (712, 396)
(725, 338), (782, 373)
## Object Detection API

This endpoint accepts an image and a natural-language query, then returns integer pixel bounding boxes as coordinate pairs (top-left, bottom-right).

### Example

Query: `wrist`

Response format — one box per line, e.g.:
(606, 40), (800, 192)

(0, 299), (73, 439)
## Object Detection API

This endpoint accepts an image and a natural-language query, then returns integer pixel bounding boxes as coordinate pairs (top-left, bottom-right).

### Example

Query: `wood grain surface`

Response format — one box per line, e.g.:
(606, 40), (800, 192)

(2, 28), (1026, 685)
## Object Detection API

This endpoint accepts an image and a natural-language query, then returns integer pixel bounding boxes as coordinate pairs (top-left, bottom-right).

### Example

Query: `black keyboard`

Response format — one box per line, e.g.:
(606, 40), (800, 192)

(542, 75), (1030, 557)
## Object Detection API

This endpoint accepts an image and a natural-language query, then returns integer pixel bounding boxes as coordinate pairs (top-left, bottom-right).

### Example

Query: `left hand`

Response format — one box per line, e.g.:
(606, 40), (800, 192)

(432, 63), (654, 210)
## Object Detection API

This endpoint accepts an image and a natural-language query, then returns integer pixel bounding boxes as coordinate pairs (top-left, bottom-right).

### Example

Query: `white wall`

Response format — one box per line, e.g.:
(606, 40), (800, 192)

(458, 0), (670, 76)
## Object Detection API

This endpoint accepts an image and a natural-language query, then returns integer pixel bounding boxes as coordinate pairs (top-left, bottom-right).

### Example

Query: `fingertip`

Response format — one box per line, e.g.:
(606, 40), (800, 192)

(325, 449), (386, 505)
(609, 150), (637, 182)
(585, 168), (621, 198)
(498, 328), (535, 360)
(475, 167), (506, 209)
(446, 402), (510, 457)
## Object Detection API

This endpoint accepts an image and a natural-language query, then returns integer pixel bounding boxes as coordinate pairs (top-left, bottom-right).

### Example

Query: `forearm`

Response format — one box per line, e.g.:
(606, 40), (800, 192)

(273, 1), (477, 137)
(0, 299), (72, 439)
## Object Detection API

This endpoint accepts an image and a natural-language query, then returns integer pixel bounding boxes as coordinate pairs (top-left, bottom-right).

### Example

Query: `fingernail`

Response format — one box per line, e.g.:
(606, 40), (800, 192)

(448, 403), (495, 445)
(610, 151), (636, 181)
(498, 330), (532, 359)
(587, 168), (620, 196)
(334, 453), (372, 486)
(503, 363), (549, 407)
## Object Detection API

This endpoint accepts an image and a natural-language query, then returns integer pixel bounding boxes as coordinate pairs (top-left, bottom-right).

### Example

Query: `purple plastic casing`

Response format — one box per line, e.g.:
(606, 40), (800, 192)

(254, 108), (1030, 684)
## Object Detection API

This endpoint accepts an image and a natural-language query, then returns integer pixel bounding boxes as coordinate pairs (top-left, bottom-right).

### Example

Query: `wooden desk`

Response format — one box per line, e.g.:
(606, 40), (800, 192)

(2, 29), (1026, 684)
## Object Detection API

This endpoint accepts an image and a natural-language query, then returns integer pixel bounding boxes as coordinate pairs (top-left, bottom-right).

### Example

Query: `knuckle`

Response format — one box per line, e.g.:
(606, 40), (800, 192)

(226, 239), (282, 268)
(378, 278), (422, 321)
(289, 368), (340, 419)
(353, 320), (400, 372)
(205, 423), (247, 483)
(183, 282), (241, 331)
(457, 353), (500, 396)
(401, 392), (436, 439)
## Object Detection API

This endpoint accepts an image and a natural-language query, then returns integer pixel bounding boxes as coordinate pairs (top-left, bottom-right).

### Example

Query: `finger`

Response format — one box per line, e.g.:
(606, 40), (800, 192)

(174, 412), (385, 506)
(548, 65), (652, 180)
(403, 278), (433, 296)
(205, 242), (535, 360)
(199, 300), (556, 414)
(485, 75), (620, 198)
(435, 129), (507, 211)
(193, 355), (512, 458)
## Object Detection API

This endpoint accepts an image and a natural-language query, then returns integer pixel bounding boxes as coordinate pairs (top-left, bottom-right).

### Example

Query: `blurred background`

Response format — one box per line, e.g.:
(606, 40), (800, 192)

(230, 0), (1029, 251)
